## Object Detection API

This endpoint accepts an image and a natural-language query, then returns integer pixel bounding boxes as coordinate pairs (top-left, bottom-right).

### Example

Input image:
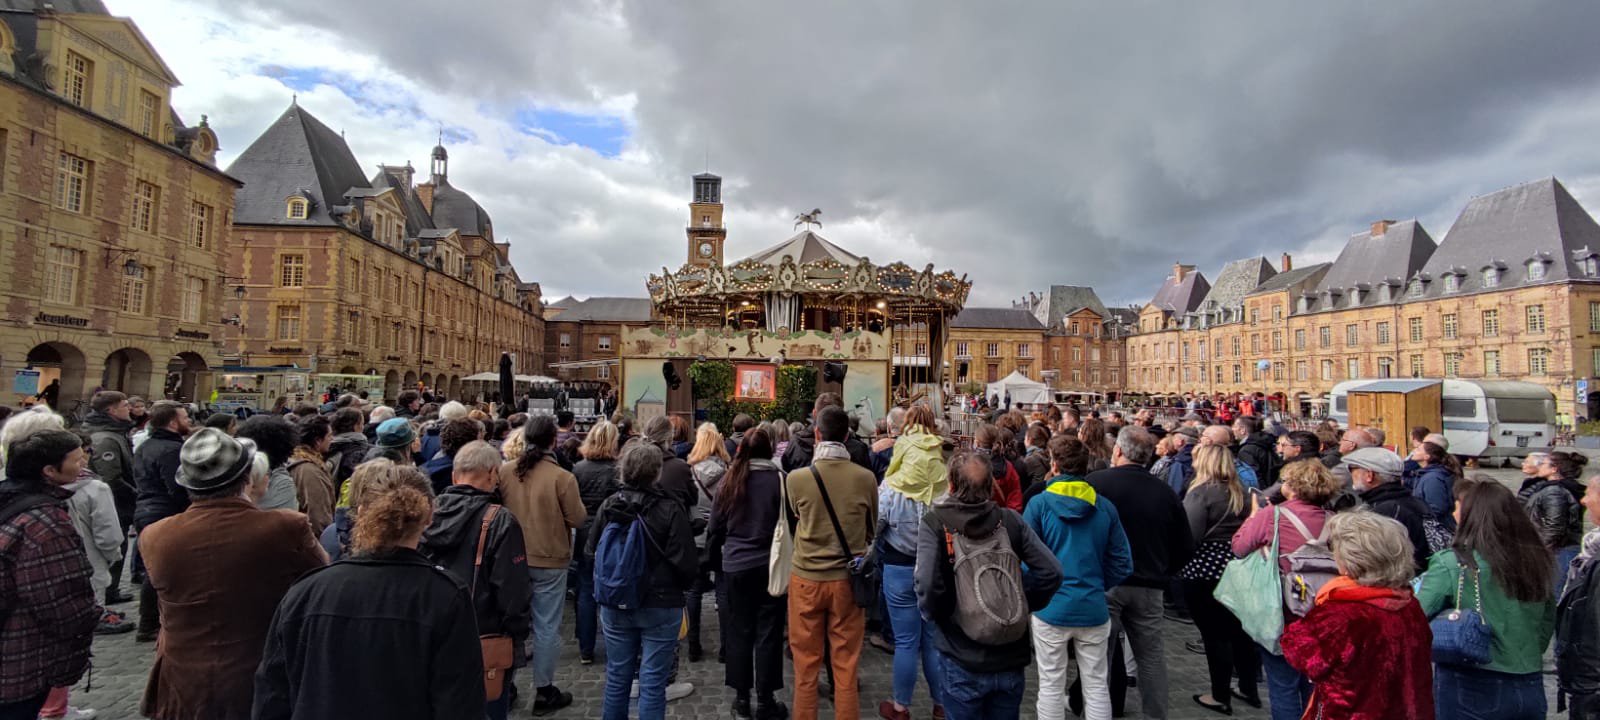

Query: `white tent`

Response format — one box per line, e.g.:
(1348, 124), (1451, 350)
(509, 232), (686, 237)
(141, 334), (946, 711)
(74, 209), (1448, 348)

(986, 371), (1051, 406)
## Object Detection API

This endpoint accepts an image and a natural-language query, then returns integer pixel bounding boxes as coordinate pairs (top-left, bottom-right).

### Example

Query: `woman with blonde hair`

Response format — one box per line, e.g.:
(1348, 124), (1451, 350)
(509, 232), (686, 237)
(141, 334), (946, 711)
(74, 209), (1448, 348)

(1181, 444), (1259, 715)
(1280, 510), (1434, 719)
(255, 465), (482, 720)
(876, 403), (947, 720)
(685, 422), (731, 661)
(1231, 460), (1342, 719)
(571, 421), (621, 664)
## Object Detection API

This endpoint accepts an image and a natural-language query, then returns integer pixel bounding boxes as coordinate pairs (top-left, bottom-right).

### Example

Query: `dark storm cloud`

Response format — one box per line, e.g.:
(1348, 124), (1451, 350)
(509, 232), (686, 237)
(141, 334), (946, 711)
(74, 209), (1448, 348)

(175, 0), (1600, 305)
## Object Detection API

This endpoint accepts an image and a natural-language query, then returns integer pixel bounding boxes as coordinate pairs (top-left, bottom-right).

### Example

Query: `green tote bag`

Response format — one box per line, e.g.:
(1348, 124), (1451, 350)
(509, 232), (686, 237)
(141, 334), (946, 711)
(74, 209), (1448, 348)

(1213, 506), (1285, 649)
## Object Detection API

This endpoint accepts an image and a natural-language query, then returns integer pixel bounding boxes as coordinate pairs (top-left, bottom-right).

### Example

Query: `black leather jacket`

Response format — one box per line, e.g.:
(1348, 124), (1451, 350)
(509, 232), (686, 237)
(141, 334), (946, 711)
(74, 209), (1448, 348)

(1559, 554), (1600, 695)
(1523, 478), (1585, 550)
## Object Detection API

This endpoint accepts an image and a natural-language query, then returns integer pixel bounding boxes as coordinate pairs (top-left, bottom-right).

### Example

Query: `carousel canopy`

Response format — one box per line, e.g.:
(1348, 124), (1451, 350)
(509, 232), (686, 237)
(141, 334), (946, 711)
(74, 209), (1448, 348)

(647, 228), (971, 320)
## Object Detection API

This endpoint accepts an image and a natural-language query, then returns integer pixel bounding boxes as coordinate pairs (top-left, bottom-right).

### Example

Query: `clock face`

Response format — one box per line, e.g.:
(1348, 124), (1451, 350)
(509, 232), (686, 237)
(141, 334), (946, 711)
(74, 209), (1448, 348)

(698, 241), (715, 258)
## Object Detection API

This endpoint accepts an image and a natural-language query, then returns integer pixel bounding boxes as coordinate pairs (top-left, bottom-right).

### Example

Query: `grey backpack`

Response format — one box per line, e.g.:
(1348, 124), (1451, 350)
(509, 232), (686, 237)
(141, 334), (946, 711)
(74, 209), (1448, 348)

(1280, 509), (1338, 617)
(945, 523), (1030, 645)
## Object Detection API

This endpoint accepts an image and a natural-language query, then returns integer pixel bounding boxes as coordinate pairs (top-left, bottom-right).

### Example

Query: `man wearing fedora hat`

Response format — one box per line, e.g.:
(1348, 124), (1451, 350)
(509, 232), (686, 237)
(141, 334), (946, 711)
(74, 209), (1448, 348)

(138, 428), (326, 720)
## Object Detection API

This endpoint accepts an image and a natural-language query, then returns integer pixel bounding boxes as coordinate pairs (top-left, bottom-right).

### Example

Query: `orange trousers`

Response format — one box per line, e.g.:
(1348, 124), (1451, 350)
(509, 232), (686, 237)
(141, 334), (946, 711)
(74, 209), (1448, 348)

(788, 575), (865, 720)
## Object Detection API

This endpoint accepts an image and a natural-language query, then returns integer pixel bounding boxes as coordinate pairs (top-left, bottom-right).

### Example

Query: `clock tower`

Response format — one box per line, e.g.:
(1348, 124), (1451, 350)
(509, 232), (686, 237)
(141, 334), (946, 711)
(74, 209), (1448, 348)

(687, 173), (725, 267)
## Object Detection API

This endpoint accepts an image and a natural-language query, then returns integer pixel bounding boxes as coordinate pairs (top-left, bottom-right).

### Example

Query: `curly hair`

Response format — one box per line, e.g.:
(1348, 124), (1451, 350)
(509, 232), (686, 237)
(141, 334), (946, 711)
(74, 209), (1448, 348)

(350, 465), (434, 555)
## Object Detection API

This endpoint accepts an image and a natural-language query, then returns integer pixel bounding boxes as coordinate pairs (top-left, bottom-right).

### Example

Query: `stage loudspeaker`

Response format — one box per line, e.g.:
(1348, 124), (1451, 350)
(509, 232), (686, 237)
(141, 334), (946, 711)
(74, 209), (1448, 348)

(662, 361), (682, 390)
(822, 361), (847, 384)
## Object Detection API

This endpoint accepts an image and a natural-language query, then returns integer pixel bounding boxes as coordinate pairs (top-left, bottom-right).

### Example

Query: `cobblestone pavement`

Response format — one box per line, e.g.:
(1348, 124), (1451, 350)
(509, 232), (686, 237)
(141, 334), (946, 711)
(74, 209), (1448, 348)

(70, 467), (1562, 719)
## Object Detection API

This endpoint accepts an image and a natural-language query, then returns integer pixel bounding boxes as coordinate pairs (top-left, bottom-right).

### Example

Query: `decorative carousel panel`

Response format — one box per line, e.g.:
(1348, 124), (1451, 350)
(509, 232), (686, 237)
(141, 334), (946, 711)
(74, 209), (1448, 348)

(933, 271), (971, 303)
(646, 274), (668, 302)
(622, 326), (890, 361)
(674, 266), (710, 295)
(877, 262), (917, 293)
(726, 259), (774, 291)
(849, 259), (876, 292)
(800, 258), (851, 291)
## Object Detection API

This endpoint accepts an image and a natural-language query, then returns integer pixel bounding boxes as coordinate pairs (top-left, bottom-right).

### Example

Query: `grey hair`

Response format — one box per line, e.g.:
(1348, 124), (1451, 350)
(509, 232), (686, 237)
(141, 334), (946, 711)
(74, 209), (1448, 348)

(453, 441), (503, 475)
(1115, 426), (1156, 466)
(1327, 509), (1415, 590)
(642, 415), (674, 450)
(248, 451), (272, 486)
(0, 409), (66, 467)
(369, 406), (396, 424)
(439, 401), (469, 421)
(618, 441), (664, 488)
(887, 406), (907, 433)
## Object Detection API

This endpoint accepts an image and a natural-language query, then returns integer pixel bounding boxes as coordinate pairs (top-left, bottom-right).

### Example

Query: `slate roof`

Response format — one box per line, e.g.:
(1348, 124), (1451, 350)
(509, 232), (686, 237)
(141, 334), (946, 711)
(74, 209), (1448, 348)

(547, 297), (654, 323)
(227, 104), (370, 226)
(1106, 307), (1140, 326)
(1147, 266), (1210, 314)
(1028, 285), (1110, 328)
(1414, 177), (1600, 299)
(1248, 263), (1332, 296)
(0, 0), (106, 12)
(1306, 220), (1436, 312)
(430, 178), (492, 237)
(370, 167), (437, 238)
(547, 296), (581, 309)
(739, 230), (860, 267)
(1196, 257), (1276, 318)
(951, 307), (1047, 331)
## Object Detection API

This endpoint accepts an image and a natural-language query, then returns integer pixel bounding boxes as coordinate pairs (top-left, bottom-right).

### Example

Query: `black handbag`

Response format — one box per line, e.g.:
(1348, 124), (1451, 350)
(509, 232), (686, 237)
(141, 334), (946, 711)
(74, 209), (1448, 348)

(810, 463), (879, 608)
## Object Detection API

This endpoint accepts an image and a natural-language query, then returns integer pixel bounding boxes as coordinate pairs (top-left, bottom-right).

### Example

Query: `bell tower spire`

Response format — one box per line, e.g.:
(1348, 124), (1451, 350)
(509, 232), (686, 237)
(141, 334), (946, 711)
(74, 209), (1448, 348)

(687, 172), (725, 267)
(430, 130), (448, 183)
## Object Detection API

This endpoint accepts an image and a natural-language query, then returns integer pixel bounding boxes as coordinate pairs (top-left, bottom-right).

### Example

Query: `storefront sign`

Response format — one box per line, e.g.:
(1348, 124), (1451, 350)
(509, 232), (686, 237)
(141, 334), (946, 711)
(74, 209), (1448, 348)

(35, 312), (89, 328)
(175, 329), (211, 340)
(267, 346), (304, 354)
(341, 350), (361, 358)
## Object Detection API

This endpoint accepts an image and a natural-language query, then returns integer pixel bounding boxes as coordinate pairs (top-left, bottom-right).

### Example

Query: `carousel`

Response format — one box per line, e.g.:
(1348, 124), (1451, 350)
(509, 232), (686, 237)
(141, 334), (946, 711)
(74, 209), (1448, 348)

(627, 222), (971, 426)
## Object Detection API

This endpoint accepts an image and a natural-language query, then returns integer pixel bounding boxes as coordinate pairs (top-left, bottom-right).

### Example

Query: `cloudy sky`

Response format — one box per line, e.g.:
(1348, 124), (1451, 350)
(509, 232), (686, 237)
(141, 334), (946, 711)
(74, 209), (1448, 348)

(110, 0), (1600, 308)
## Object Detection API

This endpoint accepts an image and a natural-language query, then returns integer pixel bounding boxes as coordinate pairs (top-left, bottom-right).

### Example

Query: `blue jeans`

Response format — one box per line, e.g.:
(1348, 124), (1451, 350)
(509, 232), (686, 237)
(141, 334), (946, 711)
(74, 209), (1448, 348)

(883, 563), (941, 707)
(938, 652), (1025, 720)
(574, 543), (598, 656)
(600, 606), (681, 720)
(1259, 645), (1310, 720)
(1557, 545), (1580, 596)
(1434, 664), (1546, 720)
(527, 567), (568, 687)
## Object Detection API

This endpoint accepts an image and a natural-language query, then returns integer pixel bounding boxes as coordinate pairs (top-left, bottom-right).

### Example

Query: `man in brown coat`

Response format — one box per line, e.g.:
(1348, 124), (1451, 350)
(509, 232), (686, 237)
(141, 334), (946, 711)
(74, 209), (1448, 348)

(139, 428), (326, 720)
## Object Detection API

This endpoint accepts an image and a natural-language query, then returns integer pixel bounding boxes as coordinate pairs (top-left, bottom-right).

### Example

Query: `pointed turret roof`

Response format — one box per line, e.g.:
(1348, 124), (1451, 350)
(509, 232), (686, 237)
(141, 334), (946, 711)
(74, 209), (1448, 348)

(227, 103), (370, 226)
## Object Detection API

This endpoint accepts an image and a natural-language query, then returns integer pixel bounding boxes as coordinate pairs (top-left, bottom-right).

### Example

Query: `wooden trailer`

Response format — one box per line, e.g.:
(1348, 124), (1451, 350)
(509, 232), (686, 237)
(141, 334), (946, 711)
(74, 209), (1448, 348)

(1345, 379), (1442, 451)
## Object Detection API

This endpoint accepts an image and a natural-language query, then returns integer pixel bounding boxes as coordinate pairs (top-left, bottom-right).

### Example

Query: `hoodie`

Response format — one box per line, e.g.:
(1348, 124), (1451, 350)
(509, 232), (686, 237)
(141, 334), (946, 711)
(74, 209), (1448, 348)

(325, 432), (370, 487)
(1165, 444), (1195, 497)
(64, 473), (123, 596)
(418, 486), (532, 660)
(81, 411), (135, 522)
(916, 496), (1062, 673)
(1237, 431), (1279, 488)
(1409, 463), (1457, 531)
(1023, 477), (1133, 628)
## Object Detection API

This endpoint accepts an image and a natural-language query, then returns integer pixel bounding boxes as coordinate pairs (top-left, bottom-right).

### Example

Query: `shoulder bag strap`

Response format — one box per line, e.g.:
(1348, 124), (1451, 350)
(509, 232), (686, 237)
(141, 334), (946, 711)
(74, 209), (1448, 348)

(469, 505), (499, 597)
(809, 463), (855, 561)
(1279, 506), (1316, 545)
(782, 471), (798, 534)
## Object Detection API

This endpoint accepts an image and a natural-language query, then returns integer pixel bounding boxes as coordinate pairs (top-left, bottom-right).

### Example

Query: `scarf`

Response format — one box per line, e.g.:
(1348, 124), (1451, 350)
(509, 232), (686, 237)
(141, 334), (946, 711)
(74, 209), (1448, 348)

(1314, 575), (1413, 607)
(291, 446), (324, 466)
(814, 441), (850, 462)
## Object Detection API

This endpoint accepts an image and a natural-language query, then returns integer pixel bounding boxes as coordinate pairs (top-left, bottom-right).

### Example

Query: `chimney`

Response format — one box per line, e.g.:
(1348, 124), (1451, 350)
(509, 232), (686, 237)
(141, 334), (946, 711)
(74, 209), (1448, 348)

(1173, 263), (1187, 282)
(1371, 219), (1396, 237)
(1281, 253), (1293, 272)
(416, 182), (435, 215)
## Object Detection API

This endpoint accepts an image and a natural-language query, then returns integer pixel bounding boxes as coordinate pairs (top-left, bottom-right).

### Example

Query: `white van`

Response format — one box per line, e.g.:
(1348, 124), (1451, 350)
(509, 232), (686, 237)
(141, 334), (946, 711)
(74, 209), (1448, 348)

(1328, 379), (1556, 458)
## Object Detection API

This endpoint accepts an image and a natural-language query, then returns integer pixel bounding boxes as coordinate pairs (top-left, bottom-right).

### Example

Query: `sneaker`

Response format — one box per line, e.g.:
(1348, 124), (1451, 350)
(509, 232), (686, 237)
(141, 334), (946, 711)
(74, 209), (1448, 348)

(868, 635), (895, 654)
(665, 681), (694, 702)
(95, 615), (134, 635)
(41, 707), (97, 720)
(878, 700), (910, 720)
(104, 587), (133, 605)
(579, 653), (594, 666)
(732, 697), (753, 719)
(531, 685), (572, 716)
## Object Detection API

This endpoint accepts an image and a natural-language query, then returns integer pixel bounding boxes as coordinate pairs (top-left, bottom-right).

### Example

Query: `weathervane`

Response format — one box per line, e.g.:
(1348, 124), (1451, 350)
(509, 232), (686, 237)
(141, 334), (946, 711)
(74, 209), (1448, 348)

(794, 208), (823, 230)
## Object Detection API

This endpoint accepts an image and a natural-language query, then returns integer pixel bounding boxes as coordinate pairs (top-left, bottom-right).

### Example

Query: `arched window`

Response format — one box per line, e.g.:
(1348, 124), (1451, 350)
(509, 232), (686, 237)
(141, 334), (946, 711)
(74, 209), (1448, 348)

(1527, 260), (1547, 281)
(1482, 268), (1500, 287)
(287, 199), (308, 219)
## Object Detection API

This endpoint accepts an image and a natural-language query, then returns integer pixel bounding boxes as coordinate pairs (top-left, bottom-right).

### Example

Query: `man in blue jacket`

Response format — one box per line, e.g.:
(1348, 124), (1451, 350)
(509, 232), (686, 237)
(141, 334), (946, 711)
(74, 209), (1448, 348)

(1023, 434), (1133, 720)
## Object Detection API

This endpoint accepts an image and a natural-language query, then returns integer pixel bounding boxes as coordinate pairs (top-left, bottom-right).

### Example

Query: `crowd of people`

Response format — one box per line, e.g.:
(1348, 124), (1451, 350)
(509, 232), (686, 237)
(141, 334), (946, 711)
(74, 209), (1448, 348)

(3, 387), (1600, 719)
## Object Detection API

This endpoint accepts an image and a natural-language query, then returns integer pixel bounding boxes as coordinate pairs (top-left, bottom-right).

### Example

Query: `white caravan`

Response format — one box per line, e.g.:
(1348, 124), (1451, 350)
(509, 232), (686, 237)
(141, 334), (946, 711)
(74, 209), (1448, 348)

(1328, 379), (1556, 458)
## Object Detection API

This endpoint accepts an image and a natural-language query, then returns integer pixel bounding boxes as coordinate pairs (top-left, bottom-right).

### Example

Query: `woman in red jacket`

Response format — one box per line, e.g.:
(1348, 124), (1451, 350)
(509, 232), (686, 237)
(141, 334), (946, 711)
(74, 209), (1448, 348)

(974, 424), (1022, 512)
(1280, 509), (1434, 720)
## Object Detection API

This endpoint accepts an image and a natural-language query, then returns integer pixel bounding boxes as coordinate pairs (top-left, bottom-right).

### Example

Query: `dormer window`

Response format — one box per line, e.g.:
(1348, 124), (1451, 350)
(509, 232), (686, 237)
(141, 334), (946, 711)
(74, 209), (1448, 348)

(1443, 274), (1460, 293)
(1378, 284), (1392, 302)
(1482, 268), (1500, 287)
(1581, 256), (1600, 277)
(1407, 280), (1424, 298)
(287, 199), (308, 219)
(1527, 260), (1547, 281)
